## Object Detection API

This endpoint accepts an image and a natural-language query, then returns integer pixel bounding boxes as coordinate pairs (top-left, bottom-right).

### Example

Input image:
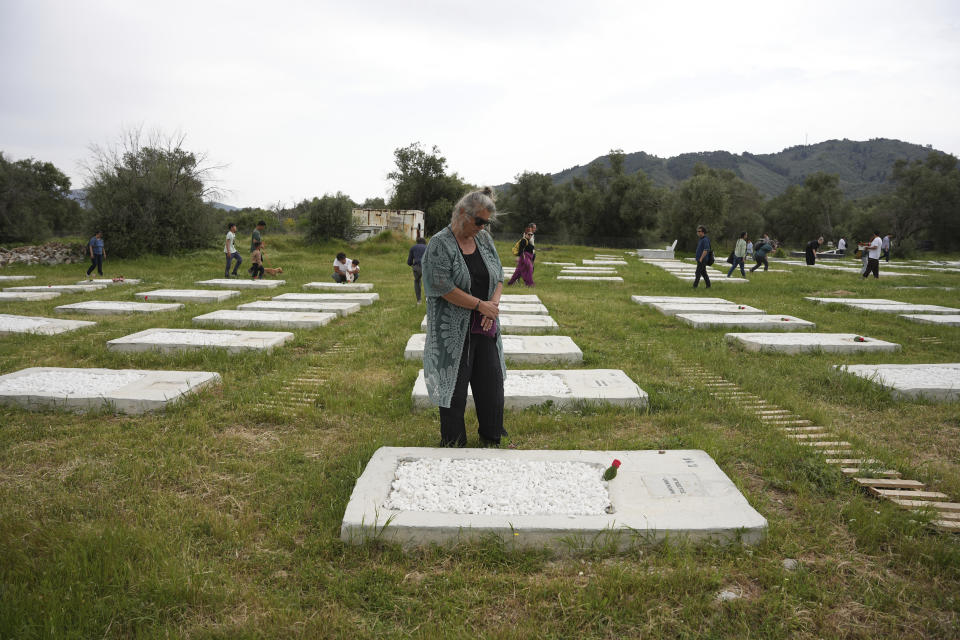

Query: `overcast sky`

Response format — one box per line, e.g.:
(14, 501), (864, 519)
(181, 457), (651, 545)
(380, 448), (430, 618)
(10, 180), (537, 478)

(2, 0), (959, 208)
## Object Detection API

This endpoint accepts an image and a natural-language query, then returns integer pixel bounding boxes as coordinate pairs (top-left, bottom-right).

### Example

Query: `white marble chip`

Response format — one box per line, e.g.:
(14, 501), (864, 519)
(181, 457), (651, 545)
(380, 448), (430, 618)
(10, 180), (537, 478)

(384, 458), (610, 515)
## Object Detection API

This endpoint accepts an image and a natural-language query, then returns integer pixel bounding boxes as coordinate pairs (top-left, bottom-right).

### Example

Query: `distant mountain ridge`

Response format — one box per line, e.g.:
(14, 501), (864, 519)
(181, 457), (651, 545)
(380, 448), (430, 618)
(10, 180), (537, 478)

(516, 138), (944, 199)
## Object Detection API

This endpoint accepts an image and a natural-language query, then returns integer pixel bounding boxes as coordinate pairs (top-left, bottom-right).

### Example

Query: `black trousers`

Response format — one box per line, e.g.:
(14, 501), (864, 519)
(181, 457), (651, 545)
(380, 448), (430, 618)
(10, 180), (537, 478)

(439, 332), (505, 447)
(412, 264), (423, 301)
(864, 257), (880, 278)
(750, 255), (768, 272)
(86, 254), (103, 276)
(693, 261), (711, 288)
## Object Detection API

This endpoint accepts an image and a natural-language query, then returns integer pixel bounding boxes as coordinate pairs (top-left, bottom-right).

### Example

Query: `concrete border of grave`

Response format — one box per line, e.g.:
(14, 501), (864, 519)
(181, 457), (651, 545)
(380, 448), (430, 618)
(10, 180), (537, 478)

(0, 291), (61, 302)
(404, 334), (583, 363)
(413, 368), (647, 409)
(725, 332), (901, 354)
(195, 278), (285, 289)
(421, 314), (559, 334)
(274, 292), (379, 305)
(341, 447), (768, 550)
(651, 303), (764, 316)
(632, 295), (731, 305)
(675, 314), (815, 330)
(107, 328), (294, 353)
(303, 282), (374, 292)
(499, 294), (541, 304)
(76, 279), (142, 286)
(557, 276), (624, 282)
(4, 284), (107, 293)
(0, 275), (37, 281)
(136, 289), (240, 303)
(0, 313), (96, 335)
(0, 367), (220, 414)
(55, 301), (184, 315)
(834, 363), (960, 401)
(237, 300), (361, 316)
(192, 309), (337, 329)
(898, 314), (960, 327)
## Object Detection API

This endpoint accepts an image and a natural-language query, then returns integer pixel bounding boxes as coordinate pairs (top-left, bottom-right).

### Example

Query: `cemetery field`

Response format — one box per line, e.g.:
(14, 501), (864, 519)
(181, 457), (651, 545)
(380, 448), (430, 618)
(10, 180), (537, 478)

(1, 234), (959, 638)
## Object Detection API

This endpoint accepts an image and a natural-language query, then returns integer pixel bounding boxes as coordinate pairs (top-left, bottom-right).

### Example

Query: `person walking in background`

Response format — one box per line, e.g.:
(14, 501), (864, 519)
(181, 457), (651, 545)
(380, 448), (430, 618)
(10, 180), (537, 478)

(693, 225), (712, 289)
(805, 236), (823, 265)
(528, 222), (537, 263)
(727, 231), (748, 278)
(224, 223), (242, 278)
(407, 236), (427, 304)
(864, 231), (882, 278)
(507, 226), (535, 287)
(249, 241), (265, 279)
(837, 237), (847, 255)
(750, 235), (773, 272)
(745, 237), (754, 259)
(85, 230), (106, 277)
(882, 234), (893, 261)
(422, 187), (505, 448)
(251, 220), (266, 253)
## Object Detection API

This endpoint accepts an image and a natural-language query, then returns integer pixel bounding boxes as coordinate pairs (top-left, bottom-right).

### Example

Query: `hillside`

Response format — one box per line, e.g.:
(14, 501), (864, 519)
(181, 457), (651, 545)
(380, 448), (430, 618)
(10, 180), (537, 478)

(538, 138), (942, 199)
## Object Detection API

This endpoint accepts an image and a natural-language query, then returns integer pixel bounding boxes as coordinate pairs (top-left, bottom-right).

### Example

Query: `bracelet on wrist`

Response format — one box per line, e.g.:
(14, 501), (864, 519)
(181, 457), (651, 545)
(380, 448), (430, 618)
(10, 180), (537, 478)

(473, 299), (481, 311)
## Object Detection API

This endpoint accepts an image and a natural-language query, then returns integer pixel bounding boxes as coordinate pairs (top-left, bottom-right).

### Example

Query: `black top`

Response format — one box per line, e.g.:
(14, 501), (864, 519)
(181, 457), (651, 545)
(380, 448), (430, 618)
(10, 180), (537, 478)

(519, 237), (535, 254)
(460, 247), (489, 300)
(806, 240), (820, 252)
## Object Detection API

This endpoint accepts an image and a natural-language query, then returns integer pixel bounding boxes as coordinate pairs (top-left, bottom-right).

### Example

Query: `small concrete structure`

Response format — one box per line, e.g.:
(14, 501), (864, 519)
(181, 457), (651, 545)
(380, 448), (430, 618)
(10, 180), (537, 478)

(405, 334), (582, 363)
(0, 275), (36, 281)
(557, 276), (624, 282)
(303, 282), (374, 292)
(0, 367), (220, 414)
(193, 309), (336, 329)
(836, 363), (960, 401)
(55, 301), (183, 315)
(636, 239), (678, 260)
(107, 328), (293, 353)
(136, 289), (240, 303)
(675, 314), (815, 330)
(499, 294), (541, 304)
(0, 313), (95, 336)
(632, 295), (731, 305)
(421, 314), (559, 334)
(237, 300), (361, 316)
(0, 291), (61, 302)
(412, 368), (647, 410)
(341, 447), (766, 549)
(498, 302), (549, 315)
(274, 292), (379, 306)
(899, 314), (960, 327)
(651, 303), (764, 316)
(195, 278), (285, 289)
(76, 279), (142, 286)
(726, 332), (901, 354)
(582, 259), (628, 266)
(4, 284), (106, 294)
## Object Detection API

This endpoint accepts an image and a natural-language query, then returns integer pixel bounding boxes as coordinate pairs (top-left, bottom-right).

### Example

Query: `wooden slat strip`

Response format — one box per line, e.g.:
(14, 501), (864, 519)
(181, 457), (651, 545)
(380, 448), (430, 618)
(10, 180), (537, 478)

(874, 489), (949, 499)
(854, 478), (925, 489)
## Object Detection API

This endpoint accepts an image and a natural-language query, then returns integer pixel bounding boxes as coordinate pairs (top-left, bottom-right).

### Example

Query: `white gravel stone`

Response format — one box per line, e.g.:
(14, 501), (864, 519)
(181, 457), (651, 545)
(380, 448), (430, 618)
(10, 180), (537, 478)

(0, 370), (145, 396)
(383, 458), (611, 515)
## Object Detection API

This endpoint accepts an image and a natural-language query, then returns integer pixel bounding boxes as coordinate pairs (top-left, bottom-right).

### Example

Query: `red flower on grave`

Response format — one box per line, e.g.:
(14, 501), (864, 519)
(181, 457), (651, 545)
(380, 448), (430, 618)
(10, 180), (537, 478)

(854, 336), (866, 342)
(612, 459), (622, 468)
(738, 306), (745, 309)
(782, 317), (790, 321)
(603, 459), (622, 481)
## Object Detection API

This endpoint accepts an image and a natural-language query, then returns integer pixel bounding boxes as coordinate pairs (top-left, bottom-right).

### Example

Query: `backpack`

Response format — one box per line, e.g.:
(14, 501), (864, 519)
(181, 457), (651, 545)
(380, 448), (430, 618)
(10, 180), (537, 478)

(512, 238), (523, 256)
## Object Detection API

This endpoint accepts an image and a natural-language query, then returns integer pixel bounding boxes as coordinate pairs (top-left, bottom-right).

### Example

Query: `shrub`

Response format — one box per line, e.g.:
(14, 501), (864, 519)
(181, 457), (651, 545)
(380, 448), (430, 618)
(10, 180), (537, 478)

(297, 193), (358, 243)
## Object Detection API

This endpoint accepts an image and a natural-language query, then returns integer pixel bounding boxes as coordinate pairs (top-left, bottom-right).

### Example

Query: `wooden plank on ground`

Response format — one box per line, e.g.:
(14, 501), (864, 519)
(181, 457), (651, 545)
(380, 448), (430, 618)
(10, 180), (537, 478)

(854, 478), (925, 490)
(826, 459), (879, 465)
(841, 468), (901, 478)
(889, 499), (960, 512)
(874, 489), (949, 500)
(933, 520), (960, 532)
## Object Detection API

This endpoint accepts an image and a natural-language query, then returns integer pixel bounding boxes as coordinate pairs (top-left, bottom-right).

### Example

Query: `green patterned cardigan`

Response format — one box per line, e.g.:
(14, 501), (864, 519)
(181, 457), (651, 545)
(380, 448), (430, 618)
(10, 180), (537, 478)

(421, 226), (505, 408)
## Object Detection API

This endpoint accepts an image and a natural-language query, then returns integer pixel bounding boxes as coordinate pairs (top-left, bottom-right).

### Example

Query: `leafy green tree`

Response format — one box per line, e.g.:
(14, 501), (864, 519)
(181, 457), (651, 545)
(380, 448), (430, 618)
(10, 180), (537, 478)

(763, 172), (849, 245)
(387, 143), (470, 234)
(83, 130), (221, 257)
(0, 152), (82, 243)
(890, 151), (960, 250)
(297, 193), (358, 242)
(360, 197), (386, 209)
(499, 171), (555, 234)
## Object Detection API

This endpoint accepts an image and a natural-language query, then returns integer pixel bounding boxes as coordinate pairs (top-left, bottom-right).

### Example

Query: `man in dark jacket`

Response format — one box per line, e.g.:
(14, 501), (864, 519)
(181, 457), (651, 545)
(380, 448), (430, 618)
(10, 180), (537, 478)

(693, 225), (711, 289)
(407, 237), (427, 303)
(750, 235), (774, 272)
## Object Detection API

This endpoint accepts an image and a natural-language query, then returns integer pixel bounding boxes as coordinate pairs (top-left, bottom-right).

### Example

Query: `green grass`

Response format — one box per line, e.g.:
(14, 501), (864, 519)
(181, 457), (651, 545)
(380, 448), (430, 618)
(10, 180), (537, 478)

(1, 234), (959, 638)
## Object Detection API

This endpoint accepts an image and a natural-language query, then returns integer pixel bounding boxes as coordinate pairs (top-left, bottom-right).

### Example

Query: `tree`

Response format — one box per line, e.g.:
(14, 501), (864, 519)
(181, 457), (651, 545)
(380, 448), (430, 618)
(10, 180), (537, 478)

(889, 152), (960, 250)
(83, 129), (222, 257)
(498, 172), (554, 234)
(359, 197), (386, 209)
(763, 172), (849, 245)
(387, 142), (470, 234)
(297, 193), (358, 242)
(0, 152), (82, 243)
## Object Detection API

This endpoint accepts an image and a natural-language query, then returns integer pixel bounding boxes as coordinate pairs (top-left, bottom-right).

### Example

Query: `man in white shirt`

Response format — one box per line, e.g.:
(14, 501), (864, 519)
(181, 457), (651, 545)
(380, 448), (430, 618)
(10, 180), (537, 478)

(863, 231), (882, 279)
(332, 252), (350, 283)
(837, 238), (846, 254)
(224, 223), (241, 278)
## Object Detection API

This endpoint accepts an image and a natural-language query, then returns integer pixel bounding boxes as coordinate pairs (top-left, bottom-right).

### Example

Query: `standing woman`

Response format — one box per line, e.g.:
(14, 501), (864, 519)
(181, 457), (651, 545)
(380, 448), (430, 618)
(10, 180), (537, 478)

(422, 187), (506, 447)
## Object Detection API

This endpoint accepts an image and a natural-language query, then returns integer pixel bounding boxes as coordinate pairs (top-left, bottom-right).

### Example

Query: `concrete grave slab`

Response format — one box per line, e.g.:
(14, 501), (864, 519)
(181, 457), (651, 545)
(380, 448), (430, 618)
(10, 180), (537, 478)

(77, 279), (142, 285)
(675, 313), (815, 330)
(237, 300), (361, 316)
(845, 302), (960, 314)
(55, 301), (183, 315)
(4, 284), (106, 294)
(0, 313), (96, 336)
(835, 363), (960, 401)
(0, 275), (36, 281)
(412, 368), (647, 410)
(341, 447), (766, 549)
(540, 262), (575, 266)
(806, 297), (899, 305)
(303, 282), (374, 292)
(726, 332), (901, 354)
(274, 292), (379, 306)
(0, 367), (220, 414)
(136, 289), (240, 303)
(421, 314), (559, 334)
(107, 328), (293, 353)
(582, 259), (628, 265)
(672, 275), (748, 283)
(560, 269), (617, 276)
(557, 276), (624, 282)
(405, 333), (582, 363)
(651, 303), (764, 316)
(899, 314), (960, 327)
(0, 291), (61, 302)
(499, 294), (541, 304)
(632, 295), (731, 305)
(192, 309), (337, 329)
(196, 278), (285, 289)
(498, 302), (549, 315)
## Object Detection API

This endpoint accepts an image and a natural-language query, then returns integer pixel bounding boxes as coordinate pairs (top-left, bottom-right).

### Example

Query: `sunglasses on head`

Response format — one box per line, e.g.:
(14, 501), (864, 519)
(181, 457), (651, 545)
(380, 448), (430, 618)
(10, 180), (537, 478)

(473, 216), (490, 227)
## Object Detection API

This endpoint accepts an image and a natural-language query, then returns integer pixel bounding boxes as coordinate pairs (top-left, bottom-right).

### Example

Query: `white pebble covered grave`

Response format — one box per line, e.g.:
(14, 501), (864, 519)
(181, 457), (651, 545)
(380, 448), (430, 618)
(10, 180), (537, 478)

(107, 328), (294, 353)
(726, 332), (901, 354)
(136, 289), (240, 303)
(55, 301), (183, 315)
(835, 363), (960, 401)
(384, 458), (611, 515)
(404, 333), (583, 363)
(274, 292), (379, 306)
(302, 282), (374, 292)
(0, 313), (95, 335)
(195, 278), (285, 289)
(0, 291), (61, 302)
